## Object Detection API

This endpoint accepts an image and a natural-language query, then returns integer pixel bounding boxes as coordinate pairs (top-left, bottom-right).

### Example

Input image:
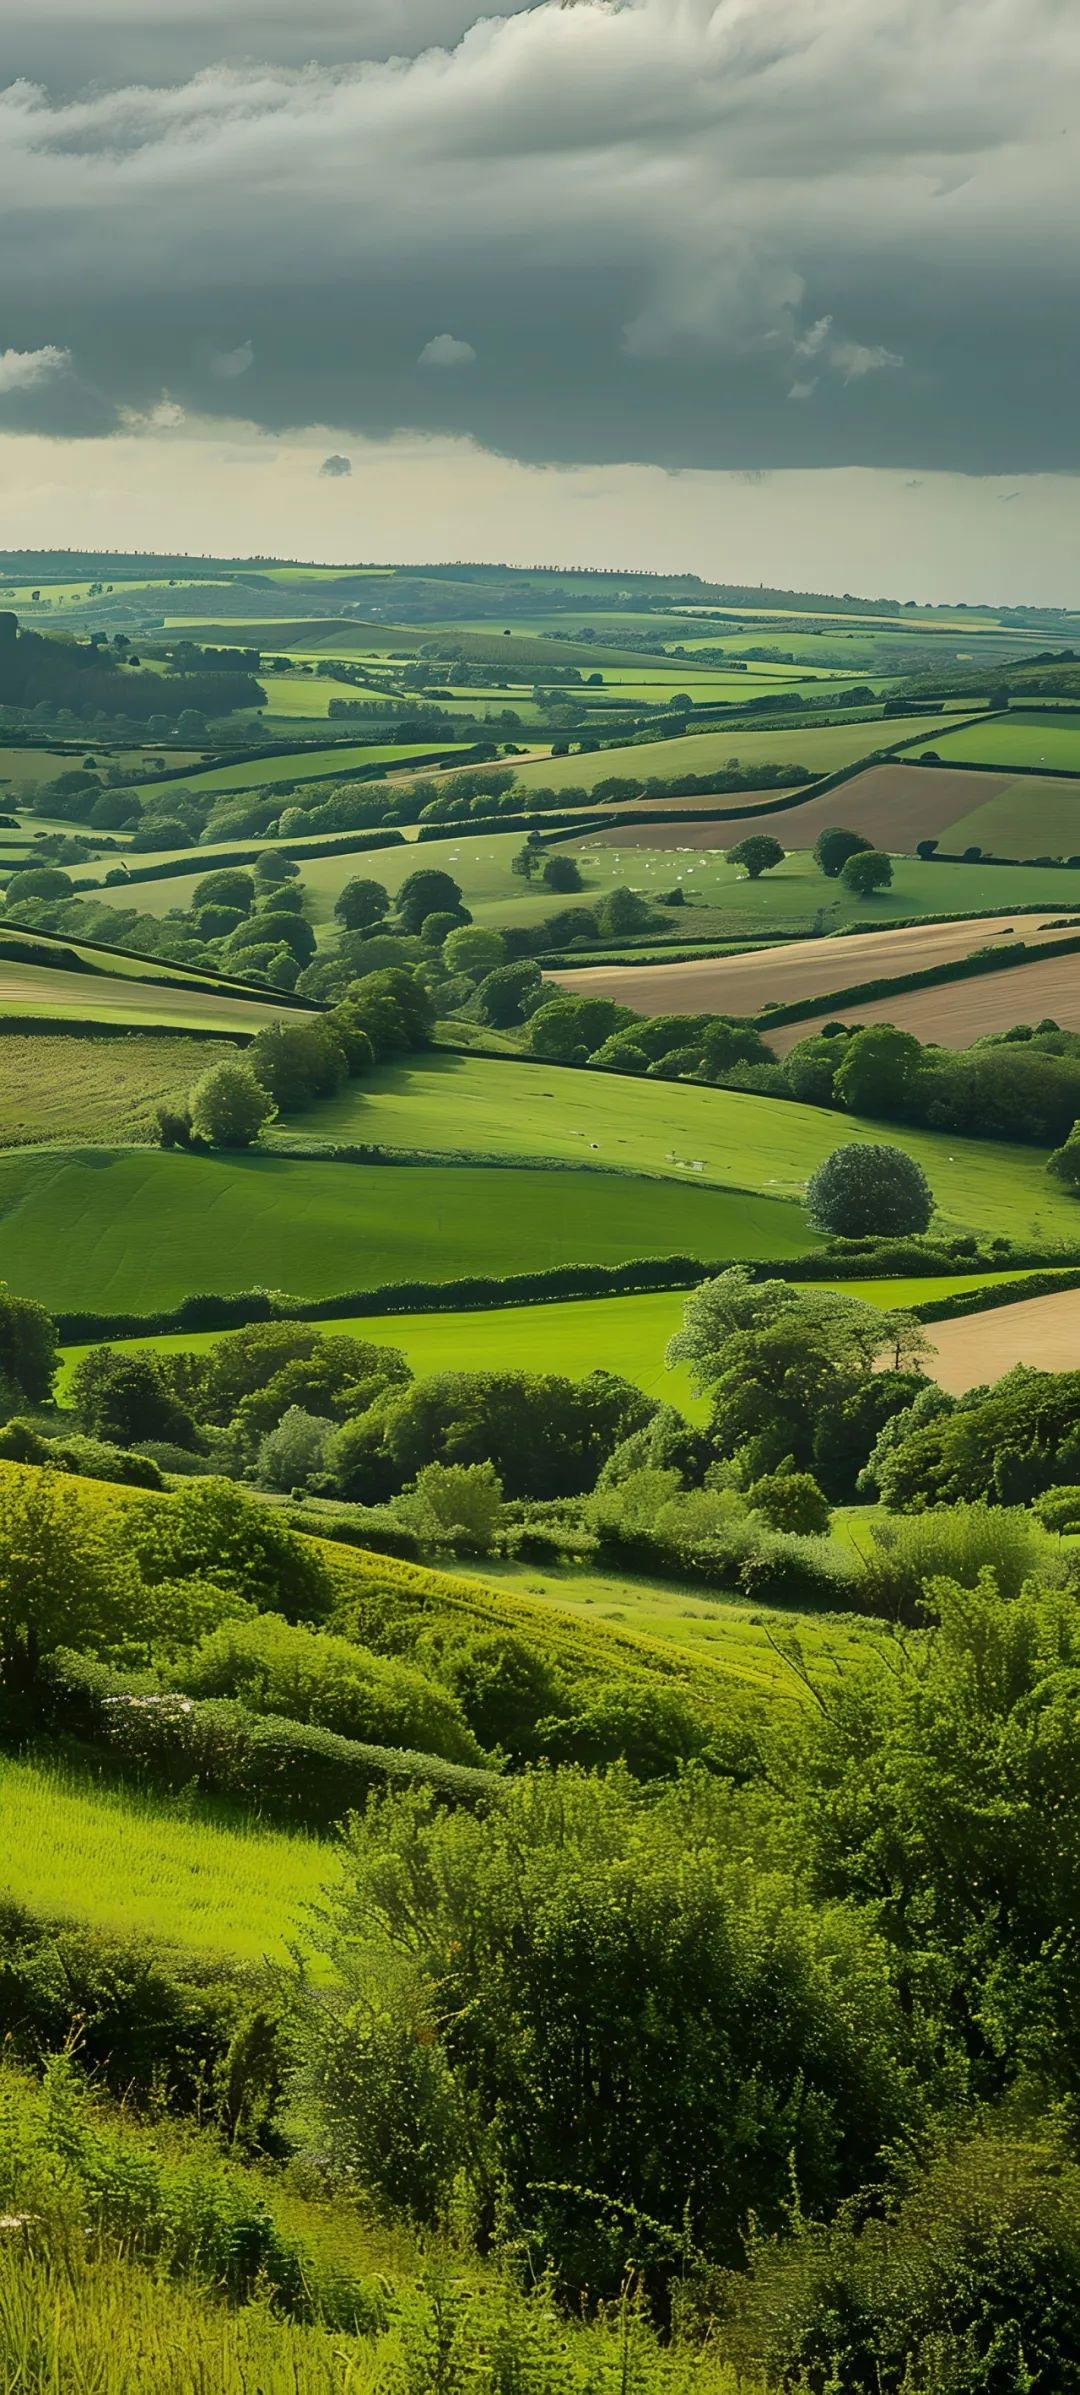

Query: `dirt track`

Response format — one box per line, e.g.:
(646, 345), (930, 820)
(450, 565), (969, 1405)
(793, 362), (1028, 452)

(550, 913), (1073, 1023)
(928, 1287), (1080, 1393)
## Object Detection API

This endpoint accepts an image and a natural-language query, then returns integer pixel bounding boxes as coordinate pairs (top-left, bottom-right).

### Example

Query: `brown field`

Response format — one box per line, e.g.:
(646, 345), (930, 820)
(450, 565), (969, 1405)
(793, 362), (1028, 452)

(577, 763), (1018, 857)
(927, 1287), (1080, 1394)
(0, 1032), (235, 1146)
(550, 913), (1072, 1023)
(763, 946), (1080, 1055)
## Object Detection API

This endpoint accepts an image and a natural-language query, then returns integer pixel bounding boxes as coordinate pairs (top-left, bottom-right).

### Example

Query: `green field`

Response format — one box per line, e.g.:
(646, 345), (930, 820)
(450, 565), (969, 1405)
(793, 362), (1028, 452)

(913, 714), (1080, 774)
(0, 1753), (335, 1962)
(0, 1146), (812, 1315)
(0, 956), (294, 1033)
(85, 824), (1080, 946)
(127, 737), (473, 810)
(60, 1273), (1028, 1414)
(508, 715), (957, 794)
(0, 1031), (233, 1146)
(281, 1052), (1080, 1245)
(943, 776), (1080, 858)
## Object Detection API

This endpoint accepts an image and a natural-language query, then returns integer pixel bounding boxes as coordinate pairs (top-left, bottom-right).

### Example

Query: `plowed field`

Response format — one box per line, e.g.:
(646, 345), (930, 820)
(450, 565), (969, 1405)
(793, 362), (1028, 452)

(928, 1286), (1080, 1393)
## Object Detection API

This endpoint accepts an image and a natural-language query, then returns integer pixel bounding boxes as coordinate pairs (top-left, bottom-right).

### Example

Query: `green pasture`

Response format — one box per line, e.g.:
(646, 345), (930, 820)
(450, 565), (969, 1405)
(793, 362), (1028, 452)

(913, 714), (1080, 774)
(59, 1273), (1028, 1415)
(286, 1050), (1080, 1246)
(571, 843), (1080, 935)
(0, 1147), (812, 1315)
(0, 1030), (232, 1148)
(0, 1753), (335, 1963)
(127, 737), (473, 809)
(507, 715), (957, 794)
(468, 1556), (886, 1693)
(942, 776), (1080, 859)
(0, 744), (204, 791)
(0, 958), (289, 1034)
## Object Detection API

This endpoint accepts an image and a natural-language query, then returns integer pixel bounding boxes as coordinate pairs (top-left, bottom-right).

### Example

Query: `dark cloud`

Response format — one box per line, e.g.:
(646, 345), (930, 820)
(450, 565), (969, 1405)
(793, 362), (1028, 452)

(0, 0), (1074, 472)
(319, 451), (352, 476)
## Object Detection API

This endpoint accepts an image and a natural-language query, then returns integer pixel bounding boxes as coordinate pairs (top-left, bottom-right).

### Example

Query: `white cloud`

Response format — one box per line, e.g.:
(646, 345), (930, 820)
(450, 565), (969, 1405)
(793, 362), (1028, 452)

(418, 333), (477, 369)
(0, 344), (69, 394)
(209, 339), (254, 381)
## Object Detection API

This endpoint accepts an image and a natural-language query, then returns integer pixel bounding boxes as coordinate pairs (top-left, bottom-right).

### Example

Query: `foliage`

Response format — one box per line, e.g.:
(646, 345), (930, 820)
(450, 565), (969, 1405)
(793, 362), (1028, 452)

(746, 1466), (830, 1534)
(0, 1292), (58, 1406)
(70, 1346), (197, 1449)
(839, 846), (893, 896)
(298, 1772), (920, 2293)
(189, 1060), (276, 1150)
(805, 1142), (933, 1238)
(813, 825), (872, 878)
(128, 1477), (333, 1622)
(726, 833), (785, 879)
(176, 1612), (482, 1764)
(395, 1459), (505, 1553)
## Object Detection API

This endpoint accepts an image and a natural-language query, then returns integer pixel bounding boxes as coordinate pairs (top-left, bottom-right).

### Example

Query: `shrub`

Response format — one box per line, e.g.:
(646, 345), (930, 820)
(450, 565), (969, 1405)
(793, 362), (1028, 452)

(854, 1502), (1063, 1621)
(256, 1405), (337, 1492)
(100, 1692), (496, 1825)
(177, 1613), (481, 1764)
(129, 1478), (333, 1622)
(746, 1467), (830, 1535)
(394, 1459), (504, 1553)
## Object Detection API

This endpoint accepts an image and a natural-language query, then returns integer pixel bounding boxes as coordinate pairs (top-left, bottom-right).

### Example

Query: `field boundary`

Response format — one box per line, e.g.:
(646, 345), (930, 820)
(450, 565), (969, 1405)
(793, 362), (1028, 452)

(749, 926), (1080, 1032)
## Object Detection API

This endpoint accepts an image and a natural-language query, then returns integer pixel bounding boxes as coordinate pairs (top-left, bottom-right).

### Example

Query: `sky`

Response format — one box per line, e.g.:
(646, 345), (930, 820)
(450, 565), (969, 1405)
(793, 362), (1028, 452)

(0, 0), (1077, 603)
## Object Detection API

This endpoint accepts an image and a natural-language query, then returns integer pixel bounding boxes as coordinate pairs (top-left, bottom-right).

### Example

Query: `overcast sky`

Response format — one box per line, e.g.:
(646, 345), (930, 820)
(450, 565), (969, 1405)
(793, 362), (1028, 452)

(1, 0), (1076, 601)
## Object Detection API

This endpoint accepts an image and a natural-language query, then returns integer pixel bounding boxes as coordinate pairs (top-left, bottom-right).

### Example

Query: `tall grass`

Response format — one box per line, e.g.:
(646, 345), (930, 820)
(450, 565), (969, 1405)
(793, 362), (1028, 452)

(0, 1753), (337, 1963)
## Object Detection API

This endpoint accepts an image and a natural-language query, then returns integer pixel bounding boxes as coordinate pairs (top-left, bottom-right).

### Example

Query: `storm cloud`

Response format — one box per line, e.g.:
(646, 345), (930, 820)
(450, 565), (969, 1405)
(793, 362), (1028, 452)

(0, 0), (1075, 474)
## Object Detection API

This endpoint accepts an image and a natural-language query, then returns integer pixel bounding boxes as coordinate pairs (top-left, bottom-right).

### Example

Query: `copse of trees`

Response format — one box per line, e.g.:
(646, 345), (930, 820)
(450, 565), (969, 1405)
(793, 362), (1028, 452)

(814, 825), (873, 878)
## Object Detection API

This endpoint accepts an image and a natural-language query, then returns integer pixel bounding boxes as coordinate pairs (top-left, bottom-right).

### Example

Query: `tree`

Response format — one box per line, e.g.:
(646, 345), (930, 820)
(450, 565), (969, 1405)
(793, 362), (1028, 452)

(257, 1405), (337, 1492)
(528, 994), (632, 1062)
(334, 878), (390, 933)
(192, 869), (254, 915)
(0, 1292), (58, 1405)
(834, 1024), (924, 1119)
(813, 827), (872, 879)
(746, 1467), (830, 1535)
(596, 885), (653, 938)
(726, 834), (785, 880)
(70, 1347), (197, 1448)
(542, 854), (584, 892)
(228, 910), (315, 964)
(442, 924), (505, 980)
(840, 848), (893, 898)
(247, 1021), (348, 1110)
(130, 1477), (332, 1621)
(419, 910), (462, 948)
(396, 868), (466, 935)
(396, 1460), (504, 1552)
(1048, 1121), (1080, 1188)
(805, 1141), (933, 1238)
(189, 1060), (276, 1149)
(475, 961), (543, 1027)
(0, 1468), (143, 1689)
(6, 867), (73, 905)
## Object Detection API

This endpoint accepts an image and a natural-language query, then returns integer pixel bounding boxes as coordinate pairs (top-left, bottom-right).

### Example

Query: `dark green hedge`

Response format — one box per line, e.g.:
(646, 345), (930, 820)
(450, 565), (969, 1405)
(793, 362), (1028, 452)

(38, 1654), (498, 1825)
(911, 1267), (1080, 1324)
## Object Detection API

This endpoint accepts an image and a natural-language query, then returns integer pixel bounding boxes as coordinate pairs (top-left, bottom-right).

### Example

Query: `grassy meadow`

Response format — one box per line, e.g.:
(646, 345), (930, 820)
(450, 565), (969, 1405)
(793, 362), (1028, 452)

(0, 1752), (337, 1962)
(0, 1145), (813, 1315)
(913, 712), (1080, 774)
(0, 1031), (234, 1146)
(59, 1272), (1030, 1414)
(279, 1049), (1080, 1246)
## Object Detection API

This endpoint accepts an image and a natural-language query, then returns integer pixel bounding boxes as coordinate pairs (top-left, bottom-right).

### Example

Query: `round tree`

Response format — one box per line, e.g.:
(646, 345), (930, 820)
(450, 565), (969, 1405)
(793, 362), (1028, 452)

(805, 1142), (933, 1239)
(726, 834), (785, 881)
(442, 924), (505, 980)
(334, 877), (390, 932)
(813, 827), (872, 879)
(840, 848), (893, 898)
(189, 1060), (276, 1150)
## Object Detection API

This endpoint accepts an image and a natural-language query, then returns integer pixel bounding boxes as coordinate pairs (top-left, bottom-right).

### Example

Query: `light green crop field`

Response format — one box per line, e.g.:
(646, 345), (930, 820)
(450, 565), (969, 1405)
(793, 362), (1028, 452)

(464, 1557), (886, 1694)
(252, 673), (336, 716)
(59, 1273), (1028, 1414)
(0, 1754), (336, 1962)
(913, 715), (1080, 773)
(0, 744), (205, 790)
(943, 776), (1080, 858)
(0, 958), (291, 1033)
(127, 738), (472, 808)
(0, 1147), (813, 1315)
(0, 1031), (233, 1147)
(508, 715), (956, 793)
(284, 1051), (1080, 1246)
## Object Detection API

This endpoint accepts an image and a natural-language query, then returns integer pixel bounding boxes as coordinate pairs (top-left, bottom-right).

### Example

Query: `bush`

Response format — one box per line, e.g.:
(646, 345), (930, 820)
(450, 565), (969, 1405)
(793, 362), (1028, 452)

(177, 1613), (482, 1764)
(129, 1478), (333, 1622)
(855, 1502), (1063, 1621)
(746, 1467), (830, 1535)
(394, 1459), (504, 1553)
(1032, 1484), (1080, 1532)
